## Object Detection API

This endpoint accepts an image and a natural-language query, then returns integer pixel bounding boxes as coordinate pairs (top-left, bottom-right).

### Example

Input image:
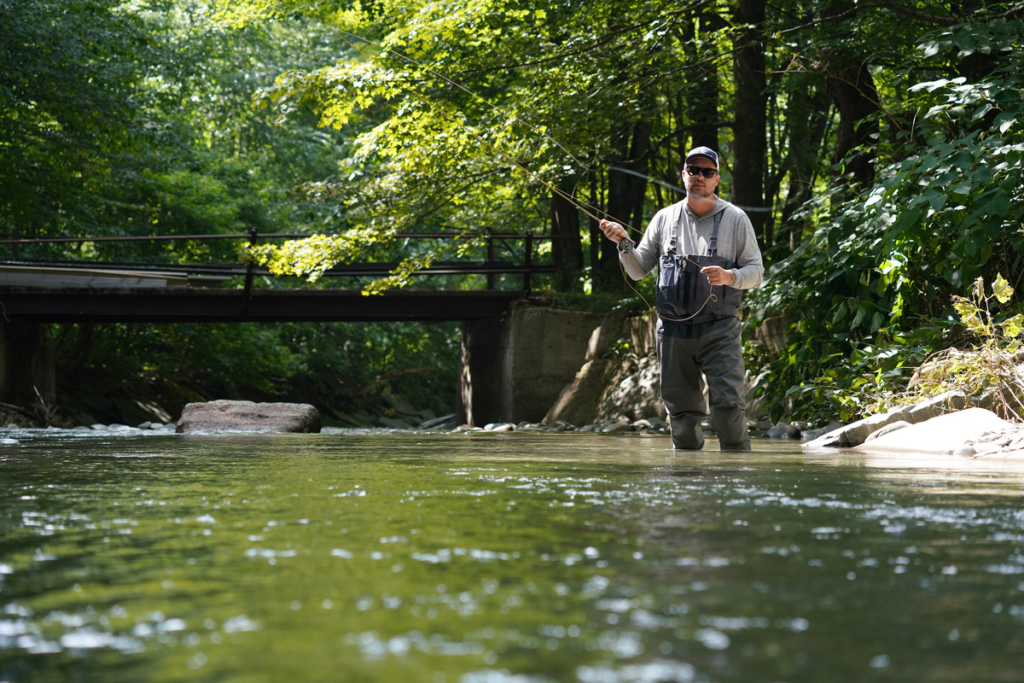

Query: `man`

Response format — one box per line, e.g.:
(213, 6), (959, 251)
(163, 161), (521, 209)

(599, 146), (763, 450)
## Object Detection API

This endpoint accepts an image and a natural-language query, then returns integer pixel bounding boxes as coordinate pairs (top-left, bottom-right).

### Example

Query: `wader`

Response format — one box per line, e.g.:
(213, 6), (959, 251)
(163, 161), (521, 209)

(655, 211), (750, 451)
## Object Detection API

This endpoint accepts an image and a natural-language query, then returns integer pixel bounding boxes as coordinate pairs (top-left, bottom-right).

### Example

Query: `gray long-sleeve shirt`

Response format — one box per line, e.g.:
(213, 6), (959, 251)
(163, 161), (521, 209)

(619, 197), (764, 290)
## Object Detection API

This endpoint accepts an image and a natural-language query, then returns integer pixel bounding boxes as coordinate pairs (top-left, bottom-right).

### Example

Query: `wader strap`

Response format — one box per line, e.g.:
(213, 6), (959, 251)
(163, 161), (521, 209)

(670, 208), (724, 255)
(708, 211), (723, 257)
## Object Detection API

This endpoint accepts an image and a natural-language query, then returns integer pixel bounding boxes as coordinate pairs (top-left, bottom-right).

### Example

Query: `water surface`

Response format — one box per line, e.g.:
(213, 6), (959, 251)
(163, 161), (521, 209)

(1, 430), (1022, 682)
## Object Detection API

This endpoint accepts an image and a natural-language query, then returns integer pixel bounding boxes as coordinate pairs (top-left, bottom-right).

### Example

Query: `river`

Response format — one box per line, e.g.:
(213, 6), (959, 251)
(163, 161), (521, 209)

(1, 429), (1022, 682)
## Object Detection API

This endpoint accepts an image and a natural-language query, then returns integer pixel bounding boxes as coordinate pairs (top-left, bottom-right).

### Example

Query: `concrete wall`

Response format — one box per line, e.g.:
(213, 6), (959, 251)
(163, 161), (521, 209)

(458, 303), (603, 426)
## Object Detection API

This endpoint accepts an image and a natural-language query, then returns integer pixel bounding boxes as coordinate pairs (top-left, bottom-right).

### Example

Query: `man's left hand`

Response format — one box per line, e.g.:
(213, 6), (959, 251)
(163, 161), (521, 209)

(701, 265), (735, 286)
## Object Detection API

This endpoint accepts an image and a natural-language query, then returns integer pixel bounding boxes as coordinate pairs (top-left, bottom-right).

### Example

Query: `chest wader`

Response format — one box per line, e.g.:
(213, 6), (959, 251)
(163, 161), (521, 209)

(654, 210), (751, 451)
(655, 210), (743, 325)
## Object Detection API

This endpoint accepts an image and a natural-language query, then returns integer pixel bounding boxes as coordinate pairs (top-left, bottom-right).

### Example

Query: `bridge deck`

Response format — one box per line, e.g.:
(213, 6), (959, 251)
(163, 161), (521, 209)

(0, 287), (523, 323)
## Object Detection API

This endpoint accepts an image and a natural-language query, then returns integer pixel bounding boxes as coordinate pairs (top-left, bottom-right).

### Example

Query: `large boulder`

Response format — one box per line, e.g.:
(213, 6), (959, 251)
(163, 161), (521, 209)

(803, 405), (912, 449)
(854, 408), (1016, 455)
(176, 400), (322, 434)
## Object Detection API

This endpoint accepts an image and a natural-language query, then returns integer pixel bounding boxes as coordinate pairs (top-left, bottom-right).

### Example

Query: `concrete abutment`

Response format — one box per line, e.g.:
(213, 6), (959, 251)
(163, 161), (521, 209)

(458, 304), (603, 427)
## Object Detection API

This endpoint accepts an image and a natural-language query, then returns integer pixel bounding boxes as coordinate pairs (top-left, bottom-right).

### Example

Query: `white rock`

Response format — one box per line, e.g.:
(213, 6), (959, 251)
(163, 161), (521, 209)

(864, 421), (912, 442)
(855, 408), (1015, 455)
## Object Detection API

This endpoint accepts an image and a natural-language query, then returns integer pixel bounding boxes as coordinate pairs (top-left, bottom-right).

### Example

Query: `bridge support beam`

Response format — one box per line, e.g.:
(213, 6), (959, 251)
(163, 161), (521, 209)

(458, 303), (603, 427)
(0, 320), (56, 409)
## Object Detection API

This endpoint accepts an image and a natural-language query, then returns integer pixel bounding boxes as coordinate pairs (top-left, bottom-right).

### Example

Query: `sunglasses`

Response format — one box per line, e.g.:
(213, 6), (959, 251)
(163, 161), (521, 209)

(685, 165), (718, 179)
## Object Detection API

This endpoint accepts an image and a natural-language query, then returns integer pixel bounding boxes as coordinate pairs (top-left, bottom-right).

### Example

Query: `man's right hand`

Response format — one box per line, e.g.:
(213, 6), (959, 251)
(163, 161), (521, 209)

(599, 219), (628, 244)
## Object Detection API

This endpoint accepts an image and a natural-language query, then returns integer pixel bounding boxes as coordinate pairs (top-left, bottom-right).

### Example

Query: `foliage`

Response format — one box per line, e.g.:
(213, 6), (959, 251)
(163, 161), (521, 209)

(57, 320), (461, 421)
(748, 18), (1024, 423)
(903, 275), (1024, 421)
(0, 0), (152, 236)
(9, 0), (1024, 424)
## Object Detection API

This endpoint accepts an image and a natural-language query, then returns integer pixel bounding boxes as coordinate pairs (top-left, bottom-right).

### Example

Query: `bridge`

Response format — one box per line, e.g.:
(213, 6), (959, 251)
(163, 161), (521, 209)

(0, 230), (596, 427)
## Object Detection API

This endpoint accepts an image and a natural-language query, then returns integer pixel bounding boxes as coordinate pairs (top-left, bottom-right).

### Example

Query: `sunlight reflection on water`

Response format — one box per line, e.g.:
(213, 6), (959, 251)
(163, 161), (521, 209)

(1, 429), (1023, 682)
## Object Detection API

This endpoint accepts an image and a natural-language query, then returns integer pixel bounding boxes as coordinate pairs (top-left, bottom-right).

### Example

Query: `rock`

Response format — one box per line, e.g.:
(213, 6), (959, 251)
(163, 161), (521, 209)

(864, 421), (912, 442)
(952, 446), (977, 457)
(800, 421), (842, 441)
(453, 425), (481, 432)
(905, 390), (968, 423)
(805, 407), (911, 449)
(644, 416), (670, 430)
(419, 414), (456, 430)
(109, 424), (132, 431)
(137, 421), (153, 430)
(90, 424), (109, 431)
(544, 359), (619, 427)
(767, 422), (801, 439)
(378, 416), (414, 430)
(1, 438), (19, 445)
(484, 423), (515, 432)
(855, 408), (1015, 454)
(802, 425), (846, 449)
(970, 391), (995, 411)
(176, 400), (321, 434)
(576, 425), (597, 432)
(596, 356), (664, 424)
(600, 420), (632, 433)
(518, 423), (548, 431)
(5, 423), (18, 429)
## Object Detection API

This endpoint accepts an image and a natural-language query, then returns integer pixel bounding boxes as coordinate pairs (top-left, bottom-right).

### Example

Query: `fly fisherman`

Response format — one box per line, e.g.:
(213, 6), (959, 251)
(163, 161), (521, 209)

(599, 147), (764, 451)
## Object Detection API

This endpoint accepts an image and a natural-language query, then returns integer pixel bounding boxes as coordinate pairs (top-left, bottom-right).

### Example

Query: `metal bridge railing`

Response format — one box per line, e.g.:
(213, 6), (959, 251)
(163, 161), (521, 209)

(0, 229), (569, 292)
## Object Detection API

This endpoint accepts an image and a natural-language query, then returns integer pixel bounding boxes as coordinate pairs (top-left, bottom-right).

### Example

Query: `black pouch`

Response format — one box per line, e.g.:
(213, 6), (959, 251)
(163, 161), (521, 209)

(656, 254), (741, 323)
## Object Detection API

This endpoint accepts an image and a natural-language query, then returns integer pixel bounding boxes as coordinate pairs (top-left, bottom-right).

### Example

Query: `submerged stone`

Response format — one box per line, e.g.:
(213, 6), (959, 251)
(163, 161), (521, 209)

(176, 400), (321, 434)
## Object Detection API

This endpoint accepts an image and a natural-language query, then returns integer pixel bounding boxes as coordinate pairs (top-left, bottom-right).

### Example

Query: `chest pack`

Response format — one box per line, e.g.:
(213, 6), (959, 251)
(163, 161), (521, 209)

(655, 209), (743, 324)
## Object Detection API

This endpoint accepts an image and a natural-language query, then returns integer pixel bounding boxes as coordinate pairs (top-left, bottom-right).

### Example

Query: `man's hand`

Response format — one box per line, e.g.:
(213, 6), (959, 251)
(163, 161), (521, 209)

(599, 219), (628, 244)
(701, 265), (735, 286)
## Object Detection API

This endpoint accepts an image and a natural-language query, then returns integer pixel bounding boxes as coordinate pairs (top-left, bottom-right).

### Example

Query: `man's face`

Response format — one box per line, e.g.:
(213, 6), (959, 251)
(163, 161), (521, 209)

(683, 158), (719, 199)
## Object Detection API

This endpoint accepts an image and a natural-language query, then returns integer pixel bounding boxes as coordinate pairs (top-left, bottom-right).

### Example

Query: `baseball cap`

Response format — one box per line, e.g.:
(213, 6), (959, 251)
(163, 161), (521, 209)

(684, 146), (719, 168)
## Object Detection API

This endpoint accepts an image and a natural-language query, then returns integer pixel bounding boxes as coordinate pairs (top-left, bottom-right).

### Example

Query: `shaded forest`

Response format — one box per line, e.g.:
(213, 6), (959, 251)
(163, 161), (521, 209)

(2, 0), (1022, 425)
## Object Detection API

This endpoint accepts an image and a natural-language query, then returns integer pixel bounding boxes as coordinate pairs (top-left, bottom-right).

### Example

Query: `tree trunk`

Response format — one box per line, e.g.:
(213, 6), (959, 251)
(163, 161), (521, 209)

(684, 11), (722, 152)
(731, 0), (768, 245)
(780, 83), (831, 249)
(595, 121), (650, 293)
(820, 2), (880, 190)
(550, 179), (584, 292)
(825, 63), (879, 189)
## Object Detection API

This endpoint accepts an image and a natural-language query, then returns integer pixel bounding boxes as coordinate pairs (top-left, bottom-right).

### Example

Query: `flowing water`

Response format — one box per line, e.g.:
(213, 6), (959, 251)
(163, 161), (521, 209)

(1, 429), (1023, 682)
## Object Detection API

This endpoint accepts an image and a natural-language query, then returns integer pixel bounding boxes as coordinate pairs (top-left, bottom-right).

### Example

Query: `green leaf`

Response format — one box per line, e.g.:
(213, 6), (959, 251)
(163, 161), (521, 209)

(851, 304), (868, 330)
(1002, 314), (1023, 339)
(832, 300), (849, 324)
(993, 273), (1014, 304)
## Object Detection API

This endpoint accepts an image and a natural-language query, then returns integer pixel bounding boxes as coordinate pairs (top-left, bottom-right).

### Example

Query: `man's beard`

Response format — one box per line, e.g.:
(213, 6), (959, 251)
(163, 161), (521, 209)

(686, 184), (714, 199)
